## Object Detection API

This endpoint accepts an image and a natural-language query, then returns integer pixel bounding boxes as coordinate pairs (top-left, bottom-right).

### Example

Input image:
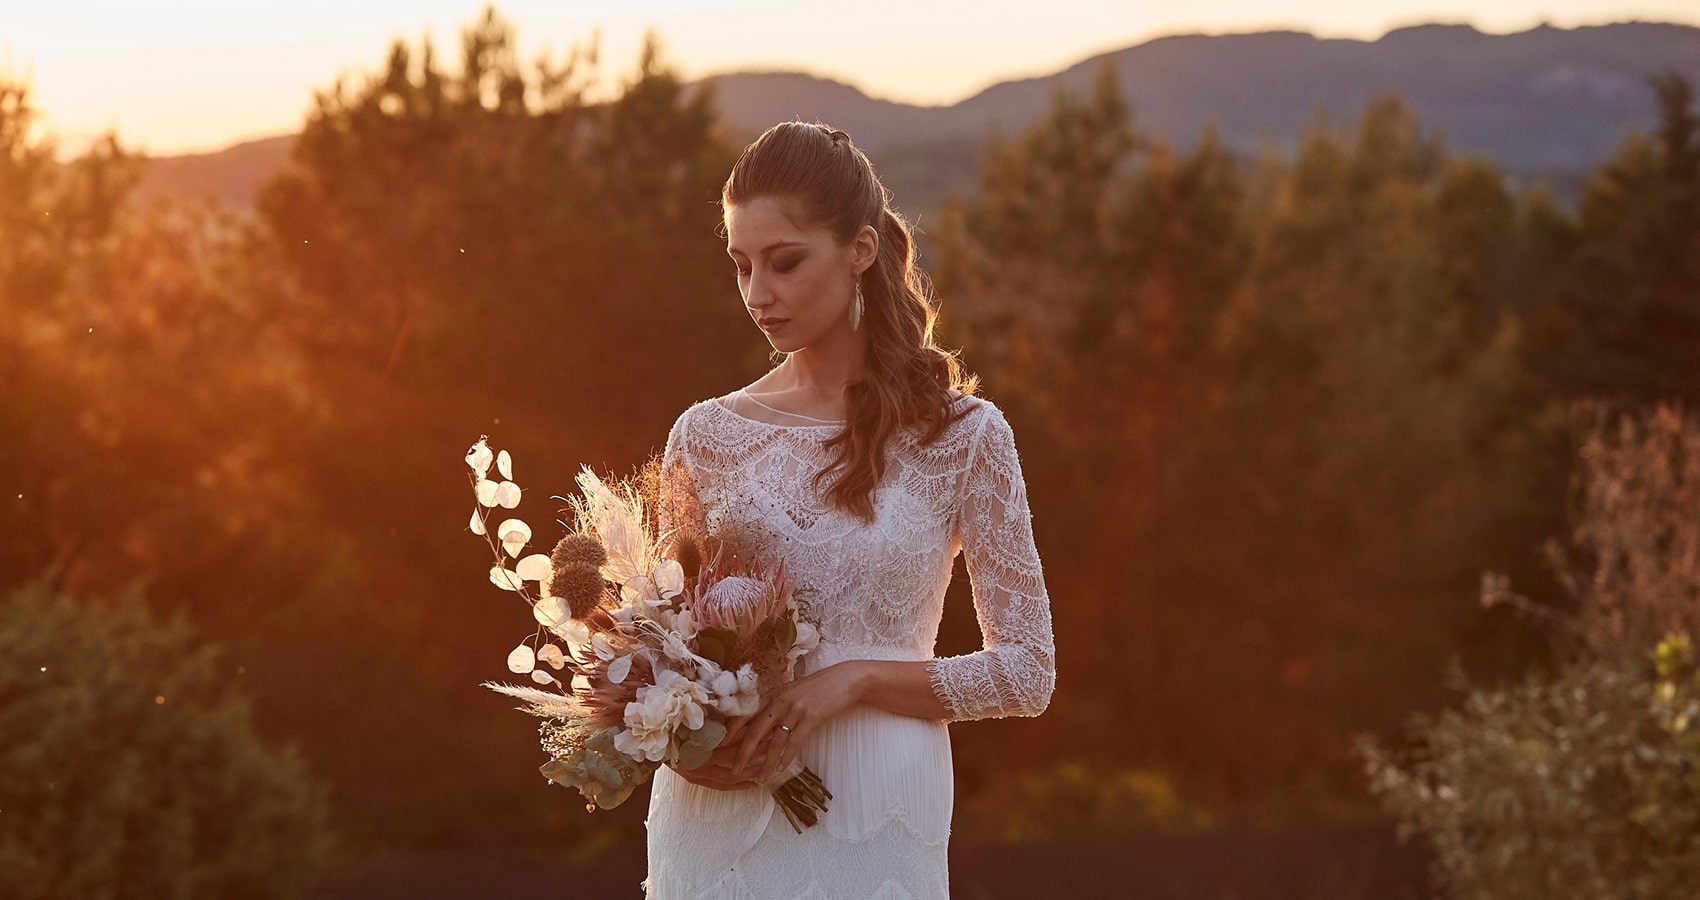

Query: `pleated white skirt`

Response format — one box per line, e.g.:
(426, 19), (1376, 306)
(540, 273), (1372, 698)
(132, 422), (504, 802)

(643, 675), (954, 899)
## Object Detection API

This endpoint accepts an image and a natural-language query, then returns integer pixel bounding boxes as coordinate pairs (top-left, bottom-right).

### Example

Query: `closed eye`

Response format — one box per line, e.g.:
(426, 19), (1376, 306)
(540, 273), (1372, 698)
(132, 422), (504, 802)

(733, 257), (800, 277)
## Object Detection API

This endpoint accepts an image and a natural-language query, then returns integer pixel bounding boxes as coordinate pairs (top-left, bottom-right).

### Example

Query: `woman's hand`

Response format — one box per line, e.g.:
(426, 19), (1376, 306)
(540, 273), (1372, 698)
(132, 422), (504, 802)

(669, 739), (766, 791)
(727, 661), (868, 783)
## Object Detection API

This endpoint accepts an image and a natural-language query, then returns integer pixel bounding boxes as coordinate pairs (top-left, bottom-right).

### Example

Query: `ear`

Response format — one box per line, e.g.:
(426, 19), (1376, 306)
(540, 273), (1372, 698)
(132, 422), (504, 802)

(850, 223), (879, 276)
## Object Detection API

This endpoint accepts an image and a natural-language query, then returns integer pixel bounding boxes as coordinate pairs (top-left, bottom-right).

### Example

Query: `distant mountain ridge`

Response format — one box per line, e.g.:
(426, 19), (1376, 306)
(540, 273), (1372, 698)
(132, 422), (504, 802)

(134, 134), (294, 210)
(138, 22), (1700, 212)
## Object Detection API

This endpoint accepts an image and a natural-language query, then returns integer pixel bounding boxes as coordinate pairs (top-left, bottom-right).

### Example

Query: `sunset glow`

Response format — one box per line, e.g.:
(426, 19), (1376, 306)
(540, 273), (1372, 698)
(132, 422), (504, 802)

(7, 0), (1699, 154)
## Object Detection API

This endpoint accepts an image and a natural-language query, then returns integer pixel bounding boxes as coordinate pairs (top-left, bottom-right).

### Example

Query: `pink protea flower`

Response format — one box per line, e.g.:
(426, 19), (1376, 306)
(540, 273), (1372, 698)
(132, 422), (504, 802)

(683, 555), (794, 639)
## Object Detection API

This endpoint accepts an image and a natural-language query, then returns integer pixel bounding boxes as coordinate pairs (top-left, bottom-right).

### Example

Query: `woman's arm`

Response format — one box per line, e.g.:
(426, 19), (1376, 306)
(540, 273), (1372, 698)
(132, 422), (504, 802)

(924, 406), (1056, 722)
(727, 659), (948, 781)
(731, 405), (1055, 781)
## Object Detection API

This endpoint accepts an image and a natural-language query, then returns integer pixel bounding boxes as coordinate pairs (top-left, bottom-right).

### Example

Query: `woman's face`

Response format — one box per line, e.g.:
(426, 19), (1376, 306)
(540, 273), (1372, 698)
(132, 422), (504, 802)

(725, 196), (876, 354)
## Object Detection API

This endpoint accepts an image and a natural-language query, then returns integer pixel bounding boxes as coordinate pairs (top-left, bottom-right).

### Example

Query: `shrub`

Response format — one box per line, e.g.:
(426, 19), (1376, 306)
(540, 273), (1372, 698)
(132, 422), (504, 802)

(0, 578), (332, 900)
(1360, 404), (1700, 899)
(1358, 640), (1698, 899)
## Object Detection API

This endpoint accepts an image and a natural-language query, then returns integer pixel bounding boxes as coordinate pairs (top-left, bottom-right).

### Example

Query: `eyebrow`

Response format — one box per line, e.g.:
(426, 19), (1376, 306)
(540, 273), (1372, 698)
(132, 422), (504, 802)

(727, 240), (806, 256)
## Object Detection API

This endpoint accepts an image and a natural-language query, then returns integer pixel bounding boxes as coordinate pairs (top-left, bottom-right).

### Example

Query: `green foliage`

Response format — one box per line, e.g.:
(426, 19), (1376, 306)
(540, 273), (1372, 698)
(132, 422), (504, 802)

(2, 9), (756, 858)
(0, 578), (331, 899)
(0, 81), (136, 308)
(964, 761), (1214, 843)
(1643, 634), (1700, 895)
(1540, 71), (1700, 404)
(1359, 642), (1699, 900)
(0, 78), (324, 613)
(1549, 404), (1700, 665)
(935, 73), (1550, 803)
(257, 8), (750, 427)
(8, 6), (1700, 873)
(1362, 405), (1700, 898)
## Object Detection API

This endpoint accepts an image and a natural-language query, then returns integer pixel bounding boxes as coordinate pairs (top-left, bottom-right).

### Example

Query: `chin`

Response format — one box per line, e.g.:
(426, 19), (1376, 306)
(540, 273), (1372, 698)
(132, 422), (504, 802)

(760, 330), (807, 355)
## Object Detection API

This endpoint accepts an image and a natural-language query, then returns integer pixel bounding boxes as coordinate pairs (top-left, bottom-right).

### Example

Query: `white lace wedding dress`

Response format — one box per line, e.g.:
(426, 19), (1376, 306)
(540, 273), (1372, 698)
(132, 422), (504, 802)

(643, 391), (1055, 899)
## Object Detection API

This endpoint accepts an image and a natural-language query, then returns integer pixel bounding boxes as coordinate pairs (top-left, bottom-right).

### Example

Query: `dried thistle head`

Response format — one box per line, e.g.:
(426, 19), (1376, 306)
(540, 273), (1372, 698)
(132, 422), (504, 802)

(671, 530), (705, 581)
(552, 533), (607, 571)
(550, 564), (607, 619)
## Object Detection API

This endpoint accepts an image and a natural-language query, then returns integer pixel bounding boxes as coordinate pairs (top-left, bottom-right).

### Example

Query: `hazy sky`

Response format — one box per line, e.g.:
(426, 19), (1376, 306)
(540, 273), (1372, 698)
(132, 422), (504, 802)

(7, 1), (1699, 155)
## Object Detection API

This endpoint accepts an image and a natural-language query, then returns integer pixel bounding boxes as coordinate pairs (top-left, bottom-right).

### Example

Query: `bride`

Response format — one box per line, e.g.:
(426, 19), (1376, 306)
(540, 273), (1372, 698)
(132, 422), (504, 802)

(645, 121), (1055, 899)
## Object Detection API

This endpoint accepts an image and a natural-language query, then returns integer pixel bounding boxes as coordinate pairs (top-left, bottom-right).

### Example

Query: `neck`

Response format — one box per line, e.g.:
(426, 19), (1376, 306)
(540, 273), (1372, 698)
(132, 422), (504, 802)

(775, 326), (869, 404)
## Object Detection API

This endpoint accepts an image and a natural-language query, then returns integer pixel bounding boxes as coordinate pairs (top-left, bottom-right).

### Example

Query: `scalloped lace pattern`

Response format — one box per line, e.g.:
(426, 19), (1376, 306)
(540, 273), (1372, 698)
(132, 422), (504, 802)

(646, 395), (1055, 899)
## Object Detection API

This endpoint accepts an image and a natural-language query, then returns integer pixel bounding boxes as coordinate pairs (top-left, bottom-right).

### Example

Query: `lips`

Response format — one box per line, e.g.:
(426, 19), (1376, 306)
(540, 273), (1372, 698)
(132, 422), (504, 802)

(757, 317), (789, 333)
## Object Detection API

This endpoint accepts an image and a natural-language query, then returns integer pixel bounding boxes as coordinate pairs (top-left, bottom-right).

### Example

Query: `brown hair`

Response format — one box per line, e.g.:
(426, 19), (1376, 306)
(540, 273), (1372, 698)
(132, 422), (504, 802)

(723, 121), (977, 522)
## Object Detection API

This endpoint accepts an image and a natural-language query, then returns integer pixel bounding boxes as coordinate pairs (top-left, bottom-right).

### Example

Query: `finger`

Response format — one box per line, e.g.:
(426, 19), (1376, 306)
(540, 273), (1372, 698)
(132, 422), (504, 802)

(763, 724), (798, 780)
(675, 763), (755, 791)
(764, 708), (809, 780)
(723, 714), (752, 744)
(732, 723), (766, 775)
(734, 708), (785, 775)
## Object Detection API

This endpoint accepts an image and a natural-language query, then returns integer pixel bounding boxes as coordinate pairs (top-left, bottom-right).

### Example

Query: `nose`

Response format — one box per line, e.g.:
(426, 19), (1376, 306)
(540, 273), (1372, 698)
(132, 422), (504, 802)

(744, 271), (775, 311)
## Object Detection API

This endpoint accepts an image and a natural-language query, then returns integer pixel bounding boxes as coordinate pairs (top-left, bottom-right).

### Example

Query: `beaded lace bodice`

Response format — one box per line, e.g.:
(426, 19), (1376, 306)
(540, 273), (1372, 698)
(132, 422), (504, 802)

(658, 393), (1055, 722)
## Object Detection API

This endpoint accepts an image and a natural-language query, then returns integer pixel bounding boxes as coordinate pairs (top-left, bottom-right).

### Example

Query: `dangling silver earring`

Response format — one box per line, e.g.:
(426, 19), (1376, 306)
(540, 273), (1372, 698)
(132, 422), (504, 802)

(850, 279), (863, 331)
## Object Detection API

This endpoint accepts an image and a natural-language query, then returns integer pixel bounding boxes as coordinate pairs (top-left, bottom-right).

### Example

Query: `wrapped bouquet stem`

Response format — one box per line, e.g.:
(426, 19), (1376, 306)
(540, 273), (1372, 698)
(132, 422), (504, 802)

(767, 761), (833, 832)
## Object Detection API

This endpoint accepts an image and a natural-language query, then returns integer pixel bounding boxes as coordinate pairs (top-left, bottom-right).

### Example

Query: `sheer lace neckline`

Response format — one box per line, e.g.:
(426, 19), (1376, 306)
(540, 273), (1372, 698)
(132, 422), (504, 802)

(711, 393), (845, 430)
(736, 388), (847, 425)
(708, 390), (981, 432)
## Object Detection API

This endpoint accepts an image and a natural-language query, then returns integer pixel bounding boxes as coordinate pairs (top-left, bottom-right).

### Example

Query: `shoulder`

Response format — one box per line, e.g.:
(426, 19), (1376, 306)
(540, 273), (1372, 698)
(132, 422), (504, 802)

(663, 397), (726, 454)
(944, 392), (1011, 442)
(919, 392), (1019, 465)
(952, 394), (1027, 473)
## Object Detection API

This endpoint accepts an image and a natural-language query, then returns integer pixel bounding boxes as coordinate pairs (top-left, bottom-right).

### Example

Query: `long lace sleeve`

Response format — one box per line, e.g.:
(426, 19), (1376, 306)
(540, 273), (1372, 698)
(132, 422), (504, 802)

(927, 406), (1056, 722)
(656, 410), (706, 550)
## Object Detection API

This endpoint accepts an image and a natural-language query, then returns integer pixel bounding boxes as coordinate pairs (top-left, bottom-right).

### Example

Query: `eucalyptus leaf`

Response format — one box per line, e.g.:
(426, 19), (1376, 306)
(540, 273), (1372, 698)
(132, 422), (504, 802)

(540, 759), (580, 788)
(676, 719), (729, 770)
(584, 748), (627, 794)
(586, 727), (620, 756)
(696, 627), (738, 667)
(595, 780), (637, 810)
